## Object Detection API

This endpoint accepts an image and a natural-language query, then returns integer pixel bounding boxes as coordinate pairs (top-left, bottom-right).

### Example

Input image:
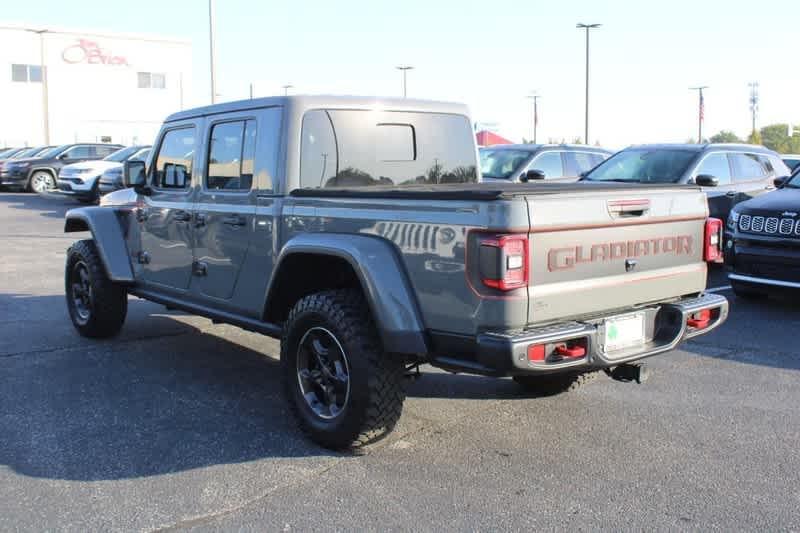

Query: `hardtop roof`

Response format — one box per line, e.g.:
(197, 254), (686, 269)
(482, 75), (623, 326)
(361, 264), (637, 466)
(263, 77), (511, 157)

(166, 95), (471, 122)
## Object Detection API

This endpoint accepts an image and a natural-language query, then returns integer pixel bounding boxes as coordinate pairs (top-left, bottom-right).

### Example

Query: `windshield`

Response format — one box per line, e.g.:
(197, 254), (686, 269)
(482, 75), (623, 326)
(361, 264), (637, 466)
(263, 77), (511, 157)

(0, 148), (18, 158)
(479, 149), (532, 179)
(13, 147), (43, 159)
(787, 165), (800, 187)
(584, 149), (698, 183)
(131, 148), (150, 161)
(104, 146), (144, 162)
(35, 145), (68, 159)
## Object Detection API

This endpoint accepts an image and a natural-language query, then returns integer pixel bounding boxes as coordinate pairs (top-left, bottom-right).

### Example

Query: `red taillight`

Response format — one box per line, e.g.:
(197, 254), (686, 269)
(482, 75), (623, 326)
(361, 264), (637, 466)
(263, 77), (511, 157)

(704, 218), (723, 263)
(527, 344), (545, 362)
(479, 234), (529, 291)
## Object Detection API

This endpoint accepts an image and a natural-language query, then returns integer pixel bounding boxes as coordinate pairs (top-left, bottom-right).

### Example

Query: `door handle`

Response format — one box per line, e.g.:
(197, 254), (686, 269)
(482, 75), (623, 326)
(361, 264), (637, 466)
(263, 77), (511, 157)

(194, 212), (207, 228)
(222, 214), (246, 227)
(173, 210), (192, 222)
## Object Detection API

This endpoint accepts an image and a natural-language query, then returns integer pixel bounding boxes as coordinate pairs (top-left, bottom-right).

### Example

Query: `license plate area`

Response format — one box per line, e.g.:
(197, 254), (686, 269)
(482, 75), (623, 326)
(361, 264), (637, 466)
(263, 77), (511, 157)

(601, 312), (646, 354)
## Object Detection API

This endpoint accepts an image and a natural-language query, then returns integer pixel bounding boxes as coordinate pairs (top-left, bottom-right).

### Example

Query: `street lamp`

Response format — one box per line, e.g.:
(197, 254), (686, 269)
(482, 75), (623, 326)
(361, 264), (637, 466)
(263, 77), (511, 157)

(282, 84), (294, 96)
(526, 93), (541, 144)
(396, 66), (414, 98)
(576, 23), (601, 145)
(208, 0), (217, 104)
(25, 28), (50, 145)
(689, 86), (708, 143)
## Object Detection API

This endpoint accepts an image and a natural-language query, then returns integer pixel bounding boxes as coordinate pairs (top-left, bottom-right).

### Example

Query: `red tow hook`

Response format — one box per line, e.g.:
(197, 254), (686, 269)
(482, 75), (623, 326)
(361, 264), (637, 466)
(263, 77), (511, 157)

(687, 309), (712, 329)
(555, 343), (586, 358)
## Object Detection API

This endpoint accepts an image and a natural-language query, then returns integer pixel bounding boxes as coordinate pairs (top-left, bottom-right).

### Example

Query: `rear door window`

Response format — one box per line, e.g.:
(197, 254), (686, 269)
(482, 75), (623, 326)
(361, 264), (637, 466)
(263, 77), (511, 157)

(695, 153), (732, 185)
(731, 153), (768, 182)
(529, 151), (564, 178)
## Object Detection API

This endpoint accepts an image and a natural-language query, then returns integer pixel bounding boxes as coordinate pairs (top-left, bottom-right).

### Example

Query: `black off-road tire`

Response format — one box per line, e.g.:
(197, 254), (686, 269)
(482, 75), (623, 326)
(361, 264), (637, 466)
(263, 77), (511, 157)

(65, 239), (127, 338)
(513, 370), (601, 396)
(281, 289), (406, 450)
(731, 281), (765, 300)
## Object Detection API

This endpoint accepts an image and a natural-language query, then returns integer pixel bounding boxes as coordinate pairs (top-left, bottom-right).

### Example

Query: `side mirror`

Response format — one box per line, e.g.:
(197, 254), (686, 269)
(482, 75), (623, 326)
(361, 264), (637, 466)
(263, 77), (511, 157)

(58, 153), (69, 160)
(123, 159), (147, 189)
(520, 169), (546, 182)
(695, 174), (719, 187)
(774, 176), (789, 188)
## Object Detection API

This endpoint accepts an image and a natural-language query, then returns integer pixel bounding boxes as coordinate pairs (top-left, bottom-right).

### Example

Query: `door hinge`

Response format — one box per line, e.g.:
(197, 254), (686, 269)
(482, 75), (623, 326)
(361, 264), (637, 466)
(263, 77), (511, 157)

(192, 260), (208, 276)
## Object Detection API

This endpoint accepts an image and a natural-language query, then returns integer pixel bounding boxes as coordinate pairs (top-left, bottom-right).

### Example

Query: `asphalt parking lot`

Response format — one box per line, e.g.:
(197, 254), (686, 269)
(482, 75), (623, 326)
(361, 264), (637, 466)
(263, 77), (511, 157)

(1, 191), (799, 531)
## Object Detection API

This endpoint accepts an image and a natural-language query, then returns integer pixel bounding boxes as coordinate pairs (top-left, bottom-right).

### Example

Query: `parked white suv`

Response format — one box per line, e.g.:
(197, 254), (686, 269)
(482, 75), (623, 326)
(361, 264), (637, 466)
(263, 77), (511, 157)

(57, 145), (150, 203)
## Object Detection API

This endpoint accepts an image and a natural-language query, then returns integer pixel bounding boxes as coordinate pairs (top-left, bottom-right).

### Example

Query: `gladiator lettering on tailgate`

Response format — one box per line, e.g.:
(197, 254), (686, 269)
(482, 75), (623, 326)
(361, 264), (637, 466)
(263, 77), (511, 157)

(547, 235), (694, 272)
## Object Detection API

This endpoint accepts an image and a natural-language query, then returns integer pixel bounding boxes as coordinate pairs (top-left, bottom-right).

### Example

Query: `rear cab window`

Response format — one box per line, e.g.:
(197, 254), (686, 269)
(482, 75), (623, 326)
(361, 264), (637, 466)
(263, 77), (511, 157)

(299, 110), (477, 189)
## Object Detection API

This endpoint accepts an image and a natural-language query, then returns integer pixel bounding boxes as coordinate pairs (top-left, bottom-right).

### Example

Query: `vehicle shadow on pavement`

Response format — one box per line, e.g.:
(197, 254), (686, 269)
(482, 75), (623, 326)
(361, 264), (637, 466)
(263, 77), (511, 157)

(0, 191), (77, 219)
(0, 295), (342, 482)
(686, 292), (800, 371)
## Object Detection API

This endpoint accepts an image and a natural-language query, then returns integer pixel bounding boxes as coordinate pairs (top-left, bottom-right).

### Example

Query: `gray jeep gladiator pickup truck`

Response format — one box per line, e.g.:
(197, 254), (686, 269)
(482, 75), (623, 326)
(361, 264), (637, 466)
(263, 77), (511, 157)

(63, 95), (729, 449)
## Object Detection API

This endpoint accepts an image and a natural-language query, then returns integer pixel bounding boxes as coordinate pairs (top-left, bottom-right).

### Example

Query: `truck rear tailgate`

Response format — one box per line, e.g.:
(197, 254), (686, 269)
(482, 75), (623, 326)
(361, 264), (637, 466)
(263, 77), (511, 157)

(526, 188), (709, 324)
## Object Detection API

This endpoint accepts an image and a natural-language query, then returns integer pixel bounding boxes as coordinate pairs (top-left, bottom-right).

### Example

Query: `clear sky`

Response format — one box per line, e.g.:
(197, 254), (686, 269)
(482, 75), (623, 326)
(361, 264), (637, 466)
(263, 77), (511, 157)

(4, 0), (799, 148)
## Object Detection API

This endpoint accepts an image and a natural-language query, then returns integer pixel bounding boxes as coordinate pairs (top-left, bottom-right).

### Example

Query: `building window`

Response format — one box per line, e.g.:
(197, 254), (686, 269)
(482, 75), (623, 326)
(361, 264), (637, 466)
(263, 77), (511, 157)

(137, 71), (166, 89)
(11, 64), (42, 83)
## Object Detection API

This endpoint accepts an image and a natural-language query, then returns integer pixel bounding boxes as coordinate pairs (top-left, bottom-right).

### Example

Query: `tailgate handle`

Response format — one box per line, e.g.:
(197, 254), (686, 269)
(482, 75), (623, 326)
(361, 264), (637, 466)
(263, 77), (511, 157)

(607, 199), (650, 218)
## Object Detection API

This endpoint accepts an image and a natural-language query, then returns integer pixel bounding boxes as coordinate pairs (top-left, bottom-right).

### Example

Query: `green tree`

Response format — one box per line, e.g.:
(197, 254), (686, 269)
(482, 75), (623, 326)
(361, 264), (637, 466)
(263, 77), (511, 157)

(709, 130), (742, 143)
(758, 123), (800, 153)
(747, 130), (763, 145)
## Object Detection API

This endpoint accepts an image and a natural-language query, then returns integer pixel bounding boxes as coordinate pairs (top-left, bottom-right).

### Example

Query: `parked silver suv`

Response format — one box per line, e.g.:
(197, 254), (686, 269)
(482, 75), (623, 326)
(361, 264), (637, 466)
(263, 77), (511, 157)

(480, 144), (612, 183)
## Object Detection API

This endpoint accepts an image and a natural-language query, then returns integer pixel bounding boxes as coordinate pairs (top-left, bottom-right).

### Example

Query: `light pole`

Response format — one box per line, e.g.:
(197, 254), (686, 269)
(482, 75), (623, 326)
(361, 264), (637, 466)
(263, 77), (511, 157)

(690, 86), (708, 143)
(748, 81), (759, 138)
(396, 66), (413, 98)
(208, 0), (217, 104)
(26, 28), (50, 144)
(526, 93), (541, 144)
(576, 23), (601, 145)
(282, 84), (294, 96)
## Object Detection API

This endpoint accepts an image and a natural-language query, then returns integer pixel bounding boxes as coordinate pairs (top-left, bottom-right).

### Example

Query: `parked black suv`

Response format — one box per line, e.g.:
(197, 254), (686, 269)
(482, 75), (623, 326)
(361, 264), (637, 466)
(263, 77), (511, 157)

(582, 143), (791, 221)
(480, 144), (612, 183)
(0, 143), (122, 193)
(725, 167), (800, 298)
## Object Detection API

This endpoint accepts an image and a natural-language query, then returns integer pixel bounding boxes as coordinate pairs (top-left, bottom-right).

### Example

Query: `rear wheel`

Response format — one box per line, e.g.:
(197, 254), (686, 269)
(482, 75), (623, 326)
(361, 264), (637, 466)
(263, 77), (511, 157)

(281, 289), (406, 449)
(513, 371), (600, 396)
(29, 170), (55, 193)
(65, 239), (127, 338)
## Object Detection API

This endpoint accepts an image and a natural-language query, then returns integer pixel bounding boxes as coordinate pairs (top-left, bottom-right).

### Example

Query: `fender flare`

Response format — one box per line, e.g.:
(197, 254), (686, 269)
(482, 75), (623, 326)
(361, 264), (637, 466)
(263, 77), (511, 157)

(64, 207), (134, 283)
(267, 233), (428, 356)
(27, 166), (58, 181)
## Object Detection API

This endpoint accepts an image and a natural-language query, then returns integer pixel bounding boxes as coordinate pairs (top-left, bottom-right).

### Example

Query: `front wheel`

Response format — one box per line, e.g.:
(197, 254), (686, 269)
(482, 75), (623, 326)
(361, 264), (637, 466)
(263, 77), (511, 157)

(65, 239), (127, 338)
(281, 289), (406, 449)
(29, 170), (55, 193)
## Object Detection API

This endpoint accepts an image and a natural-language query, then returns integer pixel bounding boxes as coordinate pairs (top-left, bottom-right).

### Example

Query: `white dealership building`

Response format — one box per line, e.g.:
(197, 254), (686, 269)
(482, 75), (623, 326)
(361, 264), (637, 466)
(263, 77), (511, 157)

(0, 23), (192, 147)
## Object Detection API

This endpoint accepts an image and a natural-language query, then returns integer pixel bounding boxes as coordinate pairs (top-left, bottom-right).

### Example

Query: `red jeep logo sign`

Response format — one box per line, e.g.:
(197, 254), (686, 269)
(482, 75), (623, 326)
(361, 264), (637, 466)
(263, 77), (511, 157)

(61, 39), (129, 66)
